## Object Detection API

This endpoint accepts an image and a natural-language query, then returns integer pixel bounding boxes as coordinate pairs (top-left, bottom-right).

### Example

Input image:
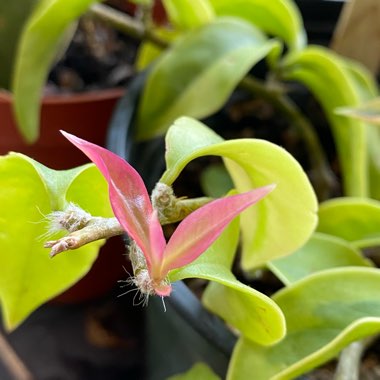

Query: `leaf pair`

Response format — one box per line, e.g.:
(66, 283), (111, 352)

(63, 131), (274, 296)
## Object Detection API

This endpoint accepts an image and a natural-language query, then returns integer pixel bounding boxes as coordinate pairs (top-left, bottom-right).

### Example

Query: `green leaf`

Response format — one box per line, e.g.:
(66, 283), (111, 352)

(208, 0), (305, 51)
(339, 60), (380, 201)
(200, 164), (234, 198)
(12, 0), (100, 143)
(168, 362), (221, 380)
(342, 61), (380, 200)
(228, 267), (380, 380)
(162, 0), (215, 30)
(136, 18), (278, 140)
(317, 197), (380, 248)
(337, 98), (380, 124)
(128, 0), (153, 5)
(282, 46), (369, 197)
(269, 232), (372, 285)
(0, 153), (112, 330)
(170, 218), (286, 346)
(136, 28), (178, 70)
(0, 0), (38, 89)
(161, 117), (318, 270)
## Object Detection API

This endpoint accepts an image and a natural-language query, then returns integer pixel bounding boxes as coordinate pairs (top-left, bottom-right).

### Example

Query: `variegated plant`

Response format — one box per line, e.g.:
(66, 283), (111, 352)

(3, 0), (380, 379)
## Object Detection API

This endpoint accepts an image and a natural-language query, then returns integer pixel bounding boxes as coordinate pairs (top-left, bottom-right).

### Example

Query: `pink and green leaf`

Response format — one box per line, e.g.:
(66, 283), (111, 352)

(162, 185), (275, 275)
(61, 131), (161, 271)
(148, 209), (167, 275)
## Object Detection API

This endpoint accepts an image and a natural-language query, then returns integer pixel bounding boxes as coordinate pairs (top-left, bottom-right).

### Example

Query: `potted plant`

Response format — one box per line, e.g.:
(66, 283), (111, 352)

(2, 0), (380, 379)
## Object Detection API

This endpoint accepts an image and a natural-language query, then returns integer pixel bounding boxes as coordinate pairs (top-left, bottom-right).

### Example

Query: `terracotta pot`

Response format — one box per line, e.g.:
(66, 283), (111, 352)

(0, 88), (128, 303)
(0, 88), (124, 168)
(107, 0), (167, 25)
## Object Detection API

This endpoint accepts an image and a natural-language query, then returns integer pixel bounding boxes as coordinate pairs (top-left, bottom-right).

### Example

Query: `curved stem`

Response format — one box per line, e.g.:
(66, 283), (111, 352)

(334, 337), (376, 380)
(89, 3), (168, 49)
(240, 76), (337, 200)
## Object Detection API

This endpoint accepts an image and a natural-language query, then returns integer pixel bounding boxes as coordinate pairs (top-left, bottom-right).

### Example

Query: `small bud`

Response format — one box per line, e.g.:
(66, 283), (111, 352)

(151, 182), (213, 225)
(151, 183), (176, 222)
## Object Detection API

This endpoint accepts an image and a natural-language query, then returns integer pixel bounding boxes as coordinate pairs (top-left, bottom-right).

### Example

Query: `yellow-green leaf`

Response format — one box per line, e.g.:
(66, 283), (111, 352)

(0, 153), (111, 330)
(162, 0), (215, 30)
(12, 0), (101, 143)
(136, 18), (278, 140)
(228, 267), (380, 380)
(208, 0), (305, 51)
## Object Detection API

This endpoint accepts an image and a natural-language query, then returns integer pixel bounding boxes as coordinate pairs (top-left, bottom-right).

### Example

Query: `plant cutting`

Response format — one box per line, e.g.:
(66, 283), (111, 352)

(2, 0), (380, 379)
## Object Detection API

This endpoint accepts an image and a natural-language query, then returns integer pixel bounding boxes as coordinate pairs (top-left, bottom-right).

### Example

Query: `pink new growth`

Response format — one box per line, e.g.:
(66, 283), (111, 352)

(62, 131), (275, 297)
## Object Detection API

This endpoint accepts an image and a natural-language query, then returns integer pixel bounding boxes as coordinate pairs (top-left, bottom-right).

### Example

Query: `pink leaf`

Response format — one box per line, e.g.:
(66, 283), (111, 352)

(161, 185), (275, 275)
(148, 210), (166, 276)
(61, 131), (163, 270)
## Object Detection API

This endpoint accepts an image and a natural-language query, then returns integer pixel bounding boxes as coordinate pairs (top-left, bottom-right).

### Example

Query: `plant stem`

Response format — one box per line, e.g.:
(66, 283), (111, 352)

(88, 3), (168, 48)
(45, 217), (123, 257)
(152, 183), (213, 225)
(240, 76), (337, 200)
(44, 186), (213, 256)
(333, 337), (376, 380)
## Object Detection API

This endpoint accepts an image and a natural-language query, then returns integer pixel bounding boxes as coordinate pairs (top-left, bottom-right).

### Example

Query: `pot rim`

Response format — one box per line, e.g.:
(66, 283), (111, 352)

(0, 87), (125, 105)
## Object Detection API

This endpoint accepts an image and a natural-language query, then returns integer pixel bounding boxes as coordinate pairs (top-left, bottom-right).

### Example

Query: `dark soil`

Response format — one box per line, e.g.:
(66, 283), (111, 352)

(46, 16), (139, 95)
(0, 287), (144, 380)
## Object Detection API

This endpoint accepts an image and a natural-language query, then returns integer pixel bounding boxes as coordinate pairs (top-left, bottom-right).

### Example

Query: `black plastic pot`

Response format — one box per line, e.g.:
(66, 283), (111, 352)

(106, 73), (237, 379)
(296, 0), (344, 45)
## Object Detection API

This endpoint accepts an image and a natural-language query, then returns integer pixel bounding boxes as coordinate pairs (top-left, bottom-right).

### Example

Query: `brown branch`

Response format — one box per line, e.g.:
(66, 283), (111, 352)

(45, 217), (123, 257)
(44, 185), (214, 257)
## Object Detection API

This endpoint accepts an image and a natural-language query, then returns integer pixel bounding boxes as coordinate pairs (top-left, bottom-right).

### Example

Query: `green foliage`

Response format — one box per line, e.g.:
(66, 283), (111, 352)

(12, 0), (100, 143)
(281, 47), (371, 197)
(200, 164), (234, 198)
(162, 0), (215, 30)
(228, 268), (380, 380)
(318, 197), (380, 248)
(341, 60), (380, 201)
(136, 18), (278, 139)
(0, 0), (38, 89)
(128, 0), (153, 5)
(168, 362), (220, 380)
(136, 28), (178, 70)
(269, 232), (372, 285)
(337, 97), (380, 125)
(171, 218), (286, 346)
(0, 153), (111, 330)
(208, 0), (305, 51)
(161, 117), (318, 269)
